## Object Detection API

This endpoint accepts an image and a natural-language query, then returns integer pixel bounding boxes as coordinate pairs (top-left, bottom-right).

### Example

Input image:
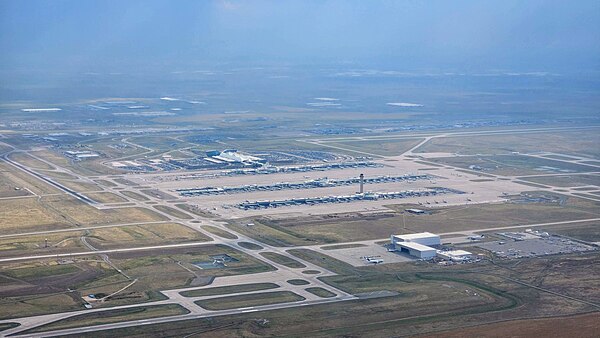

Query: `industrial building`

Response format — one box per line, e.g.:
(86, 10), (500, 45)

(391, 232), (441, 246)
(390, 232), (441, 259)
(395, 242), (437, 259)
(436, 250), (472, 261)
(64, 150), (100, 160)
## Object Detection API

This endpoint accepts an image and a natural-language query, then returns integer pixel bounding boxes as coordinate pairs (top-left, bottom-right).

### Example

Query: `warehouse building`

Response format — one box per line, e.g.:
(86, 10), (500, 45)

(390, 232), (441, 259)
(436, 250), (472, 261)
(391, 232), (441, 246)
(395, 242), (437, 259)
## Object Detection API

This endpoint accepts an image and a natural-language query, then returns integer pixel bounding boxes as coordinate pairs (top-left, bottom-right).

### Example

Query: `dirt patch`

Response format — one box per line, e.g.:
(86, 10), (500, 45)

(422, 312), (600, 338)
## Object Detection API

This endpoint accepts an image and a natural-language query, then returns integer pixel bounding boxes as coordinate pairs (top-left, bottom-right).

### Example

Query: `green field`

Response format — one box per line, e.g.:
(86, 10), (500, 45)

(305, 287), (336, 298)
(195, 291), (305, 310)
(86, 192), (128, 203)
(202, 225), (238, 239)
(0, 323), (19, 332)
(0, 162), (60, 196)
(259, 252), (306, 268)
(517, 174), (600, 188)
(0, 244), (275, 320)
(415, 130), (600, 159)
(180, 283), (279, 298)
(237, 241), (264, 250)
(153, 205), (193, 219)
(23, 304), (190, 334)
(534, 220), (600, 242)
(318, 137), (423, 156)
(0, 223), (211, 257)
(287, 279), (310, 286)
(120, 191), (149, 201)
(427, 154), (597, 176)
(229, 193), (600, 244)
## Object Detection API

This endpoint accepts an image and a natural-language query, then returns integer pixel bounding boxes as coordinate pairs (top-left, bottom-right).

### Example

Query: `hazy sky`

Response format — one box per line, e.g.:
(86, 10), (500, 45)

(1, 0), (599, 73)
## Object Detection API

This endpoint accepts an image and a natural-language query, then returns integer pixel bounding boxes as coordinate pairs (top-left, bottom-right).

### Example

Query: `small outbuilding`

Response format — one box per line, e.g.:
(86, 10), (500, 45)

(437, 250), (472, 261)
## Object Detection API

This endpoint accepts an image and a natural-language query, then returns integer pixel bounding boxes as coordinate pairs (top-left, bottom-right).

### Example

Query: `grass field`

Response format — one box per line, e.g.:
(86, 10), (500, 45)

(180, 283), (279, 298)
(24, 304), (190, 334)
(202, 225), (238, 239)
(53, 179), (103, 192)
(30, 149), (121, 176)
(0, 323), (19, 332)
(113, 178), (139, 186)
(534, 220), (600, 242)
(286, 279), (310, 285)
(518, 174), (600, 188)
(0, 167), (33, 198)
(0, 258), (115, 319)
(422, 312), (600, 338)
(140, 189), (176, 200)
(231, 194), (600, 244)
(152, 205), (193, 219)
(319, 137), (422, 156)
(305, 287), (336, 298)
(0, 222), (208, 257)
(35, 170), (79, 180)
(227, 219), (324, 246)
(414, 130), (600, 159)
(195, 291), (304, 310)
(237, 242), (263, 250)
(86, 223), (211, 250)
(427, 154), (598, 176)
(94, 179), (118, 187)
(51, 251), (599, 338)
(0, 197), (68, 234)
(86, 192), (128, 203)
(96, 245), (276, 296)
(8, 152), (55, 170)
(0, 244), (275, 319)
(288, 249), (357, 275)
(120, 190), (149, 201)
(259, 252), (306, 268)
(0, 162), (60, 195)
(174, 203), (217, 218)
(40, 195), (167, 226)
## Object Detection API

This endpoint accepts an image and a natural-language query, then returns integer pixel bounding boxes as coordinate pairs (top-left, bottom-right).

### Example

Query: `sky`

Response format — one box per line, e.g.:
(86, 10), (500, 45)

(0, 0), (599, 73)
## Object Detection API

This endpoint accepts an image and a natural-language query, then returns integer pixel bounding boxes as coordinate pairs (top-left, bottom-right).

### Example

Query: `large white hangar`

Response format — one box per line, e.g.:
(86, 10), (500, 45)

(391, 232), (441, 246)
(395, 241), (437, 259)
(391, 232), (442, 259)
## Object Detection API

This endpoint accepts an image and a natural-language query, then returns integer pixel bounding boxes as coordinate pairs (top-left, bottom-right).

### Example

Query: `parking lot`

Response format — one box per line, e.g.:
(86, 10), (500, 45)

(478, 234), (596, 259)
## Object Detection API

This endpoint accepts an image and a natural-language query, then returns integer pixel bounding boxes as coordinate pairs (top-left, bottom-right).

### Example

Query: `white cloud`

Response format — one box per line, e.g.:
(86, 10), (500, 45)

(387, 102), (423, 107)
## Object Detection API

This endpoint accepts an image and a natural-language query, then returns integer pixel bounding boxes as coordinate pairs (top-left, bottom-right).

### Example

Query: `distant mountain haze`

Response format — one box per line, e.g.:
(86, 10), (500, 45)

(1, 0), (599, 73)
